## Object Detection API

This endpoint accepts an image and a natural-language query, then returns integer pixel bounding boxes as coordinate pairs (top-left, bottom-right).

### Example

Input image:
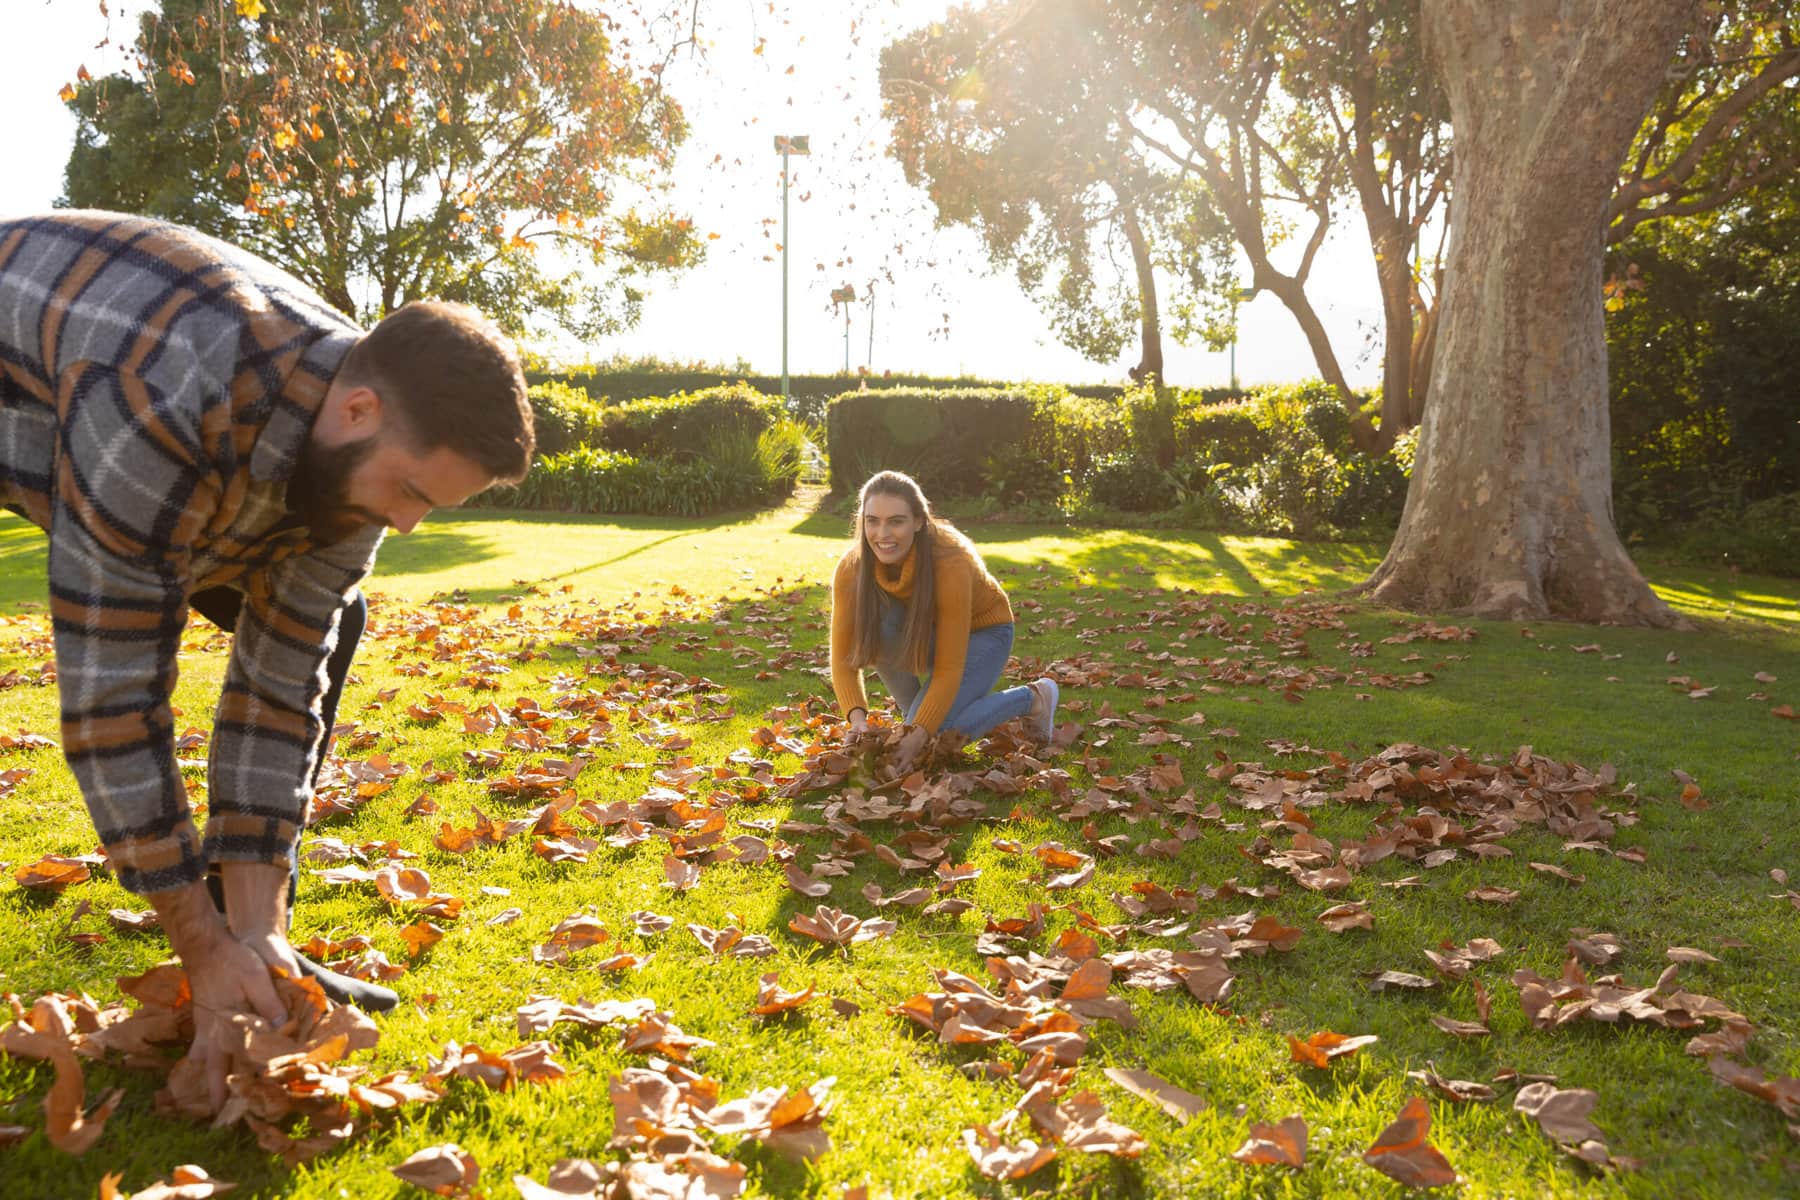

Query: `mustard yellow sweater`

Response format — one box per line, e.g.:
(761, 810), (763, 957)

(830, 531), (1013, 732)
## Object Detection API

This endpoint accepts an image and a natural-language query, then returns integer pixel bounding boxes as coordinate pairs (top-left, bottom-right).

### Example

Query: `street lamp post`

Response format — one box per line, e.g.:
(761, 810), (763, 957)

(774, 134), (810, 402)
(1229, 285), (1256, 392)
(831, 283), (856, 374)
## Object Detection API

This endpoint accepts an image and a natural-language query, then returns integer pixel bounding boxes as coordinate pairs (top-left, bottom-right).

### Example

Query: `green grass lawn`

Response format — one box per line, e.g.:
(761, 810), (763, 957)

(0, 501), (1796, 1198)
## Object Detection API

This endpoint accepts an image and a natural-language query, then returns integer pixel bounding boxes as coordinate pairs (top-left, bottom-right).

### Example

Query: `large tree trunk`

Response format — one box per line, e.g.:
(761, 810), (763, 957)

(1118, 194), (1165, 388)
(1362, 0), (1694, 627)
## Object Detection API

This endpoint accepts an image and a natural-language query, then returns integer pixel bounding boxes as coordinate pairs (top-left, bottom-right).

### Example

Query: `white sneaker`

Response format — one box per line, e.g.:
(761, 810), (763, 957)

(1030, 677), (1059, 742)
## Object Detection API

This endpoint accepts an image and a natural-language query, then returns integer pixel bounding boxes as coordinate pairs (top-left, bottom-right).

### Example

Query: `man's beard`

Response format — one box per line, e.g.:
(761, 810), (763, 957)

(287, 434), (383, 545)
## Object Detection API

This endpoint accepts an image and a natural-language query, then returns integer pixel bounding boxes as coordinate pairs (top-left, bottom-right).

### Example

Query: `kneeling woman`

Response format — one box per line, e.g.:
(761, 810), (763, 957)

(830, 470), (1058, 741)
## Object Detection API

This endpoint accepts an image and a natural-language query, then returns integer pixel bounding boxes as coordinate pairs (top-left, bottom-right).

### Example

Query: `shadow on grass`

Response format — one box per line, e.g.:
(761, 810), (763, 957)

(981, 532), (1380, 600)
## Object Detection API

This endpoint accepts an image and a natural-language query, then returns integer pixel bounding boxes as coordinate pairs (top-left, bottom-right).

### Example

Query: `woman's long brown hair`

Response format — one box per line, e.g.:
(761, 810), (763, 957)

(847, 471), (939, 673)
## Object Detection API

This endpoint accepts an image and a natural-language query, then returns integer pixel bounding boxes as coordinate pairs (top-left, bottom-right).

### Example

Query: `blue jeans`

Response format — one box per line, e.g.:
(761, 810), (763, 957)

(873, 597), (1034, 739)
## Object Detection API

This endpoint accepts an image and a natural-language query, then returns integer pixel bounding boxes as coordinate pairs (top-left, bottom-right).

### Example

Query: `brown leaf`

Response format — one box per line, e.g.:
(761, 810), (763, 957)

(374, 866), (433, 904)
(1465, 885), (1520, 905)
(961, 1125), (1056, 1179)
(1407, 1067), (1496, 1103)
(1231, 1115), (1307, 1168)
(1362, 1096), (1456, 1187)
(1709, 1057), (1800, 1119)
(390, 1142), (479, 1193)
(1317, 901), (1372, 932)
(1367, 970), (1437, 993)
(511, 1159), (606, 1200)
(1514, 1082), (1605, 1145)
(106, 908), (160, 932)
(787, 906), (895, 951)
(1665, 946), (1719, 965)
(1429, 1015), (1490, 1038)
(1528, 862), (1585, 885)
(1294, 864), (1352, 893)
(784, 862), (833, 898)
(1102, 1067), (1207, 1122)
(662, 855), (701, 891)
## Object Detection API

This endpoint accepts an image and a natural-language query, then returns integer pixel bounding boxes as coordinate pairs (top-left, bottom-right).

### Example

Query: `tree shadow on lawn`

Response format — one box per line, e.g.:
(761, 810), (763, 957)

(978, 533), (1381, 601)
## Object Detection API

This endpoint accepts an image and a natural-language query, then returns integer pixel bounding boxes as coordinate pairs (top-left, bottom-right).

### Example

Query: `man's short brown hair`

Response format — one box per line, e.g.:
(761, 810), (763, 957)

(337, 301), (534, 483)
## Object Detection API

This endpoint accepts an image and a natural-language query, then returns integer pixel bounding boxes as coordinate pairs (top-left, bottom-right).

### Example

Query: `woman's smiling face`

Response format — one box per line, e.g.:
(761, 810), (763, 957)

(862, 491), (924, 566)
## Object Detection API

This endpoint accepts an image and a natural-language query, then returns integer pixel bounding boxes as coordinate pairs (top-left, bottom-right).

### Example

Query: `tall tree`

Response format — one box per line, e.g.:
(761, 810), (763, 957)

(1360, 0), (1696, 625)
(63, 0), (701, 337)
(879, 6), (1236, 385)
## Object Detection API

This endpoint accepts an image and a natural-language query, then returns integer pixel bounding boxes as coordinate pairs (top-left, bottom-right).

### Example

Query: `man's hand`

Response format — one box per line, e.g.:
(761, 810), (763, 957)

(847, 706), (869, 735)
(151, 872), (295, 1111)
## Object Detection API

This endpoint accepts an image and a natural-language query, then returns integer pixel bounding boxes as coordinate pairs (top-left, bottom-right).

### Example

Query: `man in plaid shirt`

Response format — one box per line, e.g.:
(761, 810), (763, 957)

(1, 212), (533, 1103)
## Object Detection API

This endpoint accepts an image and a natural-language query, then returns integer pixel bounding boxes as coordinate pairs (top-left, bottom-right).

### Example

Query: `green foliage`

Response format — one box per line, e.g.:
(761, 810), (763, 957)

(825, 387), (1066, 497)
(530, 369), (1129, 426)
(477, 388), (804, 517)
(476, 422), (804, 519)
(1665, 492), (1800, 577)
(1174, 400), (1269, 468)
(879, 6), (1239, 375)
(526, 381), (609, 458)
(598, 385), (782, 458)
(62, 0), (697, 335)
(1081, 454), (1187, 513)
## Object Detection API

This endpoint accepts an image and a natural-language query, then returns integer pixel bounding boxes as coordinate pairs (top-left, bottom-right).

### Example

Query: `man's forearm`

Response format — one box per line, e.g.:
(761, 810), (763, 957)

(219, 861), (292, 939)
(147, 881), (231, 962)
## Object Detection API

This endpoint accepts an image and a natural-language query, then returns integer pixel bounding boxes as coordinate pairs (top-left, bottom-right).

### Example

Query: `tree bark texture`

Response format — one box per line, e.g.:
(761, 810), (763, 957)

(1118, 194), (1166, 388)
(1363, 0), (1695, 626)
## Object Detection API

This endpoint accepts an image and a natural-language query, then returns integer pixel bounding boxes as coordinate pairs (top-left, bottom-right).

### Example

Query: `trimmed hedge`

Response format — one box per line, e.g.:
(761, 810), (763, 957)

(530, 369), (1129, 424)
(528, 381), (609, 457)
(598, 384), (781, 457)
(826, 387), (1066, 497)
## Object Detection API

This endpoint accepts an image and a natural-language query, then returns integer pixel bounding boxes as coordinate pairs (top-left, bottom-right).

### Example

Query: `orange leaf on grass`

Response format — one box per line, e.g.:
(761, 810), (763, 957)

(1362, 1096), (1456, 1187)
(14, 855), (93, 890)
(751, 973), (817, 1016)
(1288, 1030), (1379, 1068)
(399, 921), (446, 959)
(1232, 1115), (1306, 1168)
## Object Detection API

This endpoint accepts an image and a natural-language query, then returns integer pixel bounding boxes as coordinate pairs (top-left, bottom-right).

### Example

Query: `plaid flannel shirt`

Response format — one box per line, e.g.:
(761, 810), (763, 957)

(0, 212), (383, 895)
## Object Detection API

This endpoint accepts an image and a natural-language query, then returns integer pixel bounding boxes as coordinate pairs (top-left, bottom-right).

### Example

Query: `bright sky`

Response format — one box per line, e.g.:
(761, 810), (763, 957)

(1, 0), (1386, 388)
